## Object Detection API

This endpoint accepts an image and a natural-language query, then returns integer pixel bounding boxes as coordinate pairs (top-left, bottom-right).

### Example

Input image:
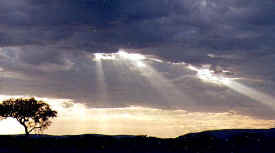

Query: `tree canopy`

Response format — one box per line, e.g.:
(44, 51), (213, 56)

(0, 97), (57, 135)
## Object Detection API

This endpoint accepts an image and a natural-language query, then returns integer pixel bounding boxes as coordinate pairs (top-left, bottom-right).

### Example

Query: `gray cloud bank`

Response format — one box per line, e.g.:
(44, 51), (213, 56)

(1, 0), (275, 119)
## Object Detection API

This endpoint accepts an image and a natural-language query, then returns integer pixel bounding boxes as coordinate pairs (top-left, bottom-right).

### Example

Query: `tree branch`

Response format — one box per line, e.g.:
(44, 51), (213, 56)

(28, 126), (42, 133)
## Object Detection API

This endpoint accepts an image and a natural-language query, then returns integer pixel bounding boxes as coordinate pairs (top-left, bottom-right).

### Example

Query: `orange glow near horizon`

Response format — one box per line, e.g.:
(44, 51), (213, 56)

(0, 95), (275, 138)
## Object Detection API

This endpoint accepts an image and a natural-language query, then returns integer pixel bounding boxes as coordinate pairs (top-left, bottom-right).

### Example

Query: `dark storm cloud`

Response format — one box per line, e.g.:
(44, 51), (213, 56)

(1, 0), (275, 119)
(1, 0), (275, 52)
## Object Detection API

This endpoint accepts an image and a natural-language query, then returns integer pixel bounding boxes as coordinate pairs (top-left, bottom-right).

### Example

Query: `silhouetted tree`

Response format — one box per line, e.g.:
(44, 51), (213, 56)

(0, 97), (57, 135)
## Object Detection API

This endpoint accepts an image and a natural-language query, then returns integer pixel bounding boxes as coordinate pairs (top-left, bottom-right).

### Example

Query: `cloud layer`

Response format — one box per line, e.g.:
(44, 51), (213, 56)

(1, 0), (275, 120)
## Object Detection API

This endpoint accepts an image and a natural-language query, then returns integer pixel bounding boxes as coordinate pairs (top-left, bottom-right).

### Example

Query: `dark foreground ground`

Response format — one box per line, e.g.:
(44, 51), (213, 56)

(1, 129), (275, 153)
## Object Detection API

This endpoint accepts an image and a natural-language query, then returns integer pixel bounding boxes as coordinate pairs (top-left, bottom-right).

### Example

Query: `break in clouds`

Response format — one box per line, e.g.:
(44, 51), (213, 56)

(1, 0), (275, 120)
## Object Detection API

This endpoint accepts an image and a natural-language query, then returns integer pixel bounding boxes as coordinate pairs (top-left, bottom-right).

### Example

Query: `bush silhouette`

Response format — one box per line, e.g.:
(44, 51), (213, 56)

(0, 97), (57, 135)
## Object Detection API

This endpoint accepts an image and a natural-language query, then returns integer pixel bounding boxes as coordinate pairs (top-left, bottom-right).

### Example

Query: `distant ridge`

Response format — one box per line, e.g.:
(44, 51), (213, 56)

(1, 128), (275, 153)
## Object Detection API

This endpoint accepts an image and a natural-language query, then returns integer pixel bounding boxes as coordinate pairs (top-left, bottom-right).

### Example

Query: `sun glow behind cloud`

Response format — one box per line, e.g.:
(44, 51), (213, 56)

(187, 65), (231, 85)
(117, 50), (146, 61)
(93, 49), (147, 68)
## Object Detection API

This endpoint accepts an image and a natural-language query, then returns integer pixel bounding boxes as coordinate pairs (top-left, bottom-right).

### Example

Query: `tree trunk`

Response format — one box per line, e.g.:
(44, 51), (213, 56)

(17, 119), (30, 136)
(23, 124), (29, 136)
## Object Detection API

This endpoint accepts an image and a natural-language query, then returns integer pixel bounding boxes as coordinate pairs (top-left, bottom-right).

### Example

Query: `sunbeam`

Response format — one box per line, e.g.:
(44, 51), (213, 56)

(133, 62), (193, 108)
(95, 60), (109, 105)
(187, 64), (275, 110)
(226, 81), (275, 111)
(91, 50), (275, 121)
(91, 50), (193, 108)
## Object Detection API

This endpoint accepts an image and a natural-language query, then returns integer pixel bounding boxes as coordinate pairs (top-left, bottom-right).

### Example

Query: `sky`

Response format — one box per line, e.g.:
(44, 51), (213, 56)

(0, 0), (275, 137)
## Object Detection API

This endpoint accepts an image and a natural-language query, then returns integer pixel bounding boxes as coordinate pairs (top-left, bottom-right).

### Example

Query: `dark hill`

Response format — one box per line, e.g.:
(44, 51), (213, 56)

(1, 128), (275, 153)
